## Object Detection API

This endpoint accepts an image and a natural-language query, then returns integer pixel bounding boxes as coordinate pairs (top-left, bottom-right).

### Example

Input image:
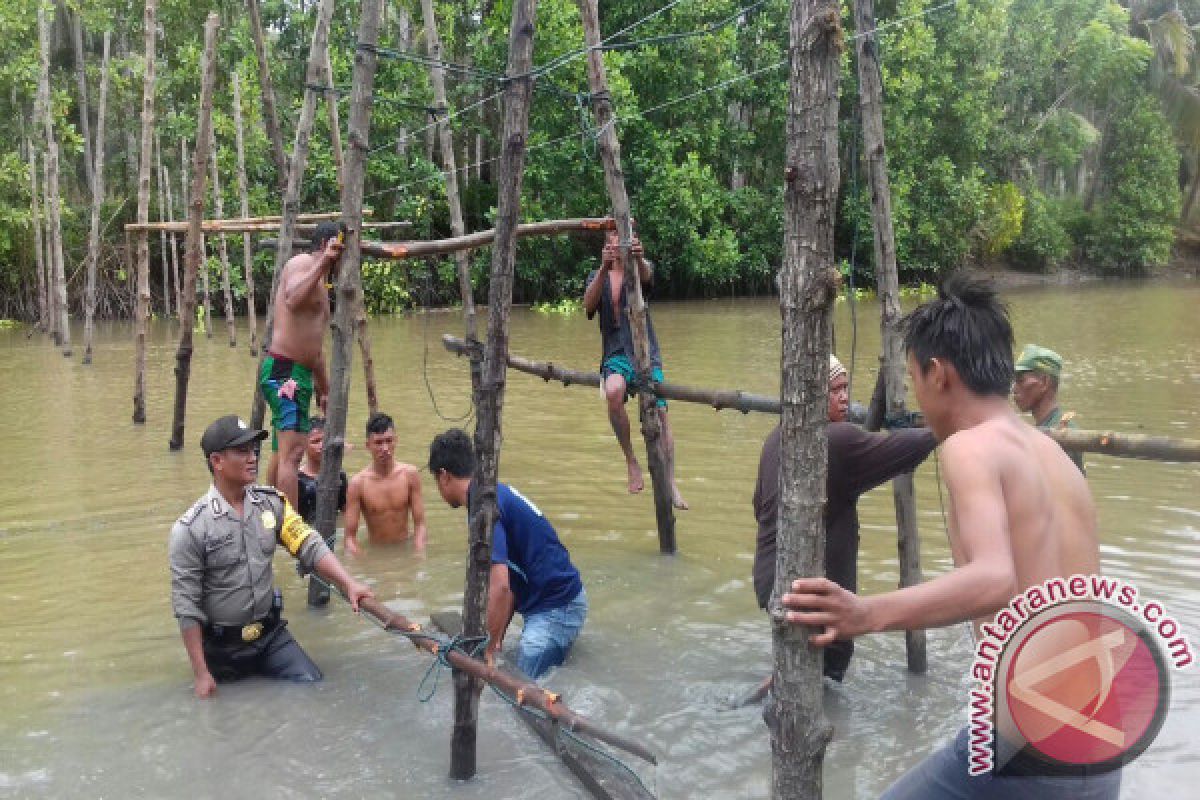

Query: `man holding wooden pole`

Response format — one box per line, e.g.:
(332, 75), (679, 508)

(261, 222), (344, 509)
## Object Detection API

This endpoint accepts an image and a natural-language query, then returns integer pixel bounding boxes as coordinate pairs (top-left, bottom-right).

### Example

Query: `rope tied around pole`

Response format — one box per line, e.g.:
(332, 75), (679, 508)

(417, 632), (490, 702)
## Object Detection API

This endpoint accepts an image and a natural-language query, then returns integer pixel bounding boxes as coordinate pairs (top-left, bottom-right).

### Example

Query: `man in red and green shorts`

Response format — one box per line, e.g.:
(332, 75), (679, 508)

(260, 221), (345, 509)
(582, 228), (687, 509)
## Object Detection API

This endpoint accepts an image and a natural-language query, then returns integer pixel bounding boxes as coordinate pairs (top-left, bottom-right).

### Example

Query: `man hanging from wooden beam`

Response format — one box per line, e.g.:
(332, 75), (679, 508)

(260, 222), (345, 509)
(582, 225), (687, 509)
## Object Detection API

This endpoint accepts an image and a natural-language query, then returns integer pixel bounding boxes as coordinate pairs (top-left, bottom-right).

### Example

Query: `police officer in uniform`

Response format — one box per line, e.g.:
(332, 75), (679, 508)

(169, 415), (373, 698)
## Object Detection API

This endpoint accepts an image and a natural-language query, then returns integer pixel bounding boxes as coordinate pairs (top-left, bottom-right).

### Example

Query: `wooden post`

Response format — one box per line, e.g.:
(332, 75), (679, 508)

(322, 49), (344, 192)
(577, 0), (676, 553)
(27, 140), (48, 332)
(853, 0), (926, 675)
(314, 0), (383, 575)
(164, 162), (183, 315)
(420, 0), (478, 352)
(209, 129), (238, 347)
(83, 31), (111, 366)
(250, 0), (338, 431)
(155, 135), (172, 318)
(246, 0), (289, 186)
(39, 5), (69, 351)
(133, 0), (157, 422)
(43, 156), (59, 340)
(181, 137), (212, 336)
(768, 1), (841, 797)
(168, 13), (220, 449)
(231, 72), (259, 355)
(453, 0), (538, 780)
(70, 7), (95, 197)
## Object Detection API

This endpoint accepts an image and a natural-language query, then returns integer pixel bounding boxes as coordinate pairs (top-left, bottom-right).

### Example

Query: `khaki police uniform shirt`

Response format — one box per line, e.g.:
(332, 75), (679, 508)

(168, 484), (331, 630)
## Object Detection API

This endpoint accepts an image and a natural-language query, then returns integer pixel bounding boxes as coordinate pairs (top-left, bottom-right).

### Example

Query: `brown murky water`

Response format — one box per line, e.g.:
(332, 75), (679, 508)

(1, 281), (1197, 798)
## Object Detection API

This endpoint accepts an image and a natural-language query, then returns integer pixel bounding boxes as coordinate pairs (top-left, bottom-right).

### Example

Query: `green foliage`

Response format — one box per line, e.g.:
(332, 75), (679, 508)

(1010, 187), (1074, 270)
(360, 259), (414, 315)
(977, 182), (1026, 258)
(532, 297), (582, 315)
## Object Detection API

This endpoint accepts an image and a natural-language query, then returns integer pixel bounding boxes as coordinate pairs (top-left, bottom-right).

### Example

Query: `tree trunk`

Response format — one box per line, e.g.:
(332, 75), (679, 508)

(323, 49), (344, 192)
(453, 0), (538, 781)
(83, 31), (111, 365)
(181, 137), (212, 335)
(577, 0), (676, 553)
(156, 134), (178, 317)
(133, 0), (157, 421)
(249, 0), (338, 431)
(420, 0), (478, 351)
(768, 2), (841, 798)
(43, 157), (58, 341)
(70, 6), (95, 196)
(314, 0), (383, 573)
(39, 5), (69, 351)
(853, 0), (926, 674)
(246, 0), (289, 186)
(209, 129), (238, 347)
(27, 141), (48, 332)
(232, 72), (259, 355)
(169, 13), (221, 450)
(163, 161), (183, 315)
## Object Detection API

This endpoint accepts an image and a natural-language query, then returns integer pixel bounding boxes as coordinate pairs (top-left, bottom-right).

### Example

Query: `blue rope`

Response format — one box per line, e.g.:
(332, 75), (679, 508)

(416, 633), (490, 702)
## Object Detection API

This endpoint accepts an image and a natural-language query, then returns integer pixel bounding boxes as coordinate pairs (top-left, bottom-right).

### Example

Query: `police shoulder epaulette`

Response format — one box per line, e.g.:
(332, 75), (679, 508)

(178, 500), (206, 527)
(251, 485), (282, 499)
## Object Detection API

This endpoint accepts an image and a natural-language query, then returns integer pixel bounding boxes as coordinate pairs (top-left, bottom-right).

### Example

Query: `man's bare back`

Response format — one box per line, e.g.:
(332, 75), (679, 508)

(271, 250), (333, 370)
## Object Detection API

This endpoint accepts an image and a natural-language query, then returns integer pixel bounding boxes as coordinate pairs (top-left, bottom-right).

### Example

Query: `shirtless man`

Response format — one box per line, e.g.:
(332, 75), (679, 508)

(782, 275), (1118, 798)
(344, 412), (427, 555)
(582, 227), (686, 508)
(261, 221), (344, 509)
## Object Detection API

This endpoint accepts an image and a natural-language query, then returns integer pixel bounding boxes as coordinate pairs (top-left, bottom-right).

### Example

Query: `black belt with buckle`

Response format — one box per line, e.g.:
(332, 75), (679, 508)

(206, 608), (280, 645)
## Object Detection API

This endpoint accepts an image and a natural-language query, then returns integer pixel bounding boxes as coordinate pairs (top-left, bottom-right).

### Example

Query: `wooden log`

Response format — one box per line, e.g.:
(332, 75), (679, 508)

(132, 0), (157, 420)
(123, 216), (387, 234)
(1043, 429), (1200, 462)
(577, 0), (676, 553)
(854, 0), (926, 674)
(83, 31), (111, 366)
(443, 335), (780, 412)
(154, 135), (173, 318)
(420, 0), (478, 351)
(348, 597), (657, 766)
(250, 0), (338, 432)
(430, 611), (653, 800)
(209, 128), (238, 347)
(168, 13), (220, 450)
(314, 0), (383, 600)
(246, 0), (289, 186)
(231, 73), (259, 355)
(769, 2), (841, 798)
(455, 0), (538, 780)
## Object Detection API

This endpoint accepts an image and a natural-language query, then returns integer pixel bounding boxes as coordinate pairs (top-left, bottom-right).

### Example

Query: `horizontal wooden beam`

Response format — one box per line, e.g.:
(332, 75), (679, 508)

(259, 216), (615, 260)
(442, 335), (1200, 462)
(124, 210), (368, 233)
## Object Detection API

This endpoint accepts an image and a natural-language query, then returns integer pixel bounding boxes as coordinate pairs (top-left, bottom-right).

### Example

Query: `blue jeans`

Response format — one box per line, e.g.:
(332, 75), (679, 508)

(881, 728), (1121, 800)
(517, 589), (588, 680)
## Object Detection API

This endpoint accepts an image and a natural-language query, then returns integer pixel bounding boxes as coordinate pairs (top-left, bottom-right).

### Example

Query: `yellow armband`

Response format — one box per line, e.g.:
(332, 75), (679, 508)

(279, 499), (317, 556)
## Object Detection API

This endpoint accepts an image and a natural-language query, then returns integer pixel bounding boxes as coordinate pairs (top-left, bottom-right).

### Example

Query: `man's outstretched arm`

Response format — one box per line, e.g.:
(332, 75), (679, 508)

(783, 436), (1018, 644)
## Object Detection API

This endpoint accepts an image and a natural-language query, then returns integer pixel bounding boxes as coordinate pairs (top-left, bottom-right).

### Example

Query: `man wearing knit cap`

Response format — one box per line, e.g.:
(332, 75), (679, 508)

(752, 353), (938, 681)
(1012, 344), (1084, 473)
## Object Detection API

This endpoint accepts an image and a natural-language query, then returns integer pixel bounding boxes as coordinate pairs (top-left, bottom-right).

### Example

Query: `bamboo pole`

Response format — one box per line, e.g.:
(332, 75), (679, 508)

(314, 0), (382, 607)
(38, 5), (68, 351)
(769, 2), (841, 797)
(27, 140), (48, 332)
(70, 7), (94, 197)
(854, 0), (926, 674)
(168, 13), (221, 449)
(154, 135), (172, 318)
(577, 0), (676, 553)
(83, 32), (111, 366)
(132, 0), (157, 421)
(246, 0), (289, 186)
(163, 160), (183, 315)
(231, 72), (259, 355)
(420, 0), (478, 350)
(259, 217), (611, 258)
(209, 129), (238, 347)
(250, 0), (339, 432)
(454, 0), (538, 780)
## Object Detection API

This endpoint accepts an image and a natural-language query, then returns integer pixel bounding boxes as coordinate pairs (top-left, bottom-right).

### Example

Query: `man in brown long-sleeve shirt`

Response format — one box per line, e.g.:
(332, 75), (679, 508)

(753, 355), (937, 681)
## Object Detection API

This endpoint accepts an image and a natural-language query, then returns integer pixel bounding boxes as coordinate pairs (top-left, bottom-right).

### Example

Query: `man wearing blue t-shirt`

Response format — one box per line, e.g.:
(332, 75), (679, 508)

(428, 429), (587, 679)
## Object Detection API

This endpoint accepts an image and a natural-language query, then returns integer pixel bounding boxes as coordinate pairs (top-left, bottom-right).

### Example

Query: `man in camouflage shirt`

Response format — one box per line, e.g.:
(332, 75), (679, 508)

(168, 415), (372, 698)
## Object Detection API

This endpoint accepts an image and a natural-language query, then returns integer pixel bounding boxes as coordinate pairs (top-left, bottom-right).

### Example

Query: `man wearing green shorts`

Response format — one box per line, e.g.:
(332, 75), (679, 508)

(583, 227), (686, 509)
(260, 221), (345, 509)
